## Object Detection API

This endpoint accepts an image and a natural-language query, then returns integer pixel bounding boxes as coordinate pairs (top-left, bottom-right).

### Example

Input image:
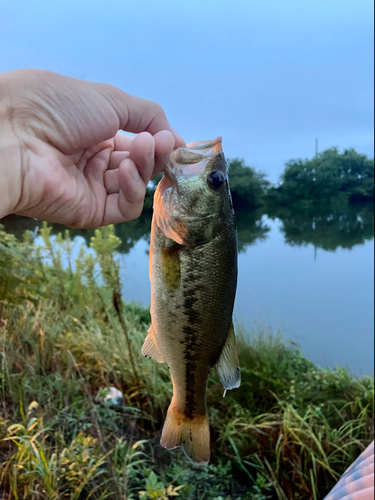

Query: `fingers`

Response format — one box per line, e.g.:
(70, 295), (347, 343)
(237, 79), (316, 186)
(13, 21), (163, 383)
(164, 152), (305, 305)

(106, 130), (174, 194)
(129, 132), (155, 183)
(103, 130), (178, 224)
(102, 159), (146, 225)
(108, 150), (129, 170)
(113, 132), (133, 151)
(153, 130), (176, 176)
(127, 130), (176, 182)
(103, 134), (152, 224)
(118, 158), (146, 205)
(102, 192), (144, 225)
(104, 169), (120, 194)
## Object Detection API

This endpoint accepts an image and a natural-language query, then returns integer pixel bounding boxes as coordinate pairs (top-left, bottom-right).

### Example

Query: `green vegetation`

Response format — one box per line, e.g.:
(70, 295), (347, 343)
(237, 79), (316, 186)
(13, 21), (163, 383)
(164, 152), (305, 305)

(1, 225), (373, 499)
(2, 147), (373, 255)
(267, 148), (374, 210)
(104, 147), (375, 219)
(228, 159), (270, 210)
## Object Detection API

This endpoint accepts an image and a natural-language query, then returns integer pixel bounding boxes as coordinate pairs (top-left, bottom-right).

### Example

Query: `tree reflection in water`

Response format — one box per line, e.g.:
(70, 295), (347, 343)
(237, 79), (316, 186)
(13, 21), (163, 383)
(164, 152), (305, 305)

(234, 208), (270, 251)
(0, 203), (373, 254)
(269, 203), (374, 251)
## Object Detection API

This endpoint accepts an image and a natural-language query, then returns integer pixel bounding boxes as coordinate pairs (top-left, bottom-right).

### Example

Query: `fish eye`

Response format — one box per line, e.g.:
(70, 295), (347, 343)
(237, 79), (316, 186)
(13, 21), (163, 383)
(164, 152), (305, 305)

(207, 170), (225, 190)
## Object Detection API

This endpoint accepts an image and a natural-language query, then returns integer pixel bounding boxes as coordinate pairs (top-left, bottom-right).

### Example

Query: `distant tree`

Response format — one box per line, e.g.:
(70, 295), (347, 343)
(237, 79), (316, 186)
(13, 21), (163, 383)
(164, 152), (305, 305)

(228, 158), (270, 209)
(269, 148), (374, 209)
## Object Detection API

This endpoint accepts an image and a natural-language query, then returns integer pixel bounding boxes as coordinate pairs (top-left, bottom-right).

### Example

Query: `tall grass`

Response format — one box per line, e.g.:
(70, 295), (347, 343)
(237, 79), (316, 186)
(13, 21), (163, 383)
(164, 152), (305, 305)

(0, 224), (373, 499)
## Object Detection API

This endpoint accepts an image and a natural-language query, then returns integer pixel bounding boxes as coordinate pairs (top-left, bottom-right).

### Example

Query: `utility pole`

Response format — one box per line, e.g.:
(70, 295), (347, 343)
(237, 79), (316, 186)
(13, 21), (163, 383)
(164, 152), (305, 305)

(315, 138), (319, 157)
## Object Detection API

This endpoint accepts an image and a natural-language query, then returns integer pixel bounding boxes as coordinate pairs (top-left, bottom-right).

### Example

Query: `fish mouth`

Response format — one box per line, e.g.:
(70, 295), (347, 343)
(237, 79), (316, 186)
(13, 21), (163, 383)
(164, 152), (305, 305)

(183, 137), (222, 155)
(166, 137), (223, 179)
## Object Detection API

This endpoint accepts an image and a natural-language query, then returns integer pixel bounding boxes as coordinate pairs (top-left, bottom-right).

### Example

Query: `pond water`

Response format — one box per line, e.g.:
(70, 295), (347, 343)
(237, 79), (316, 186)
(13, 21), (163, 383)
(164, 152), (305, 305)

(118, 216), (374, 376)
(1, 205), (374, 375)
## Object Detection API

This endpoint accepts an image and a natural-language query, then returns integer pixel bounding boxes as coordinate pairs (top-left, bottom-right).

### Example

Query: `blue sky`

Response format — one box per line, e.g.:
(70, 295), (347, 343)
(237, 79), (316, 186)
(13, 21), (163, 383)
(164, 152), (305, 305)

(1, 0), (373, 182)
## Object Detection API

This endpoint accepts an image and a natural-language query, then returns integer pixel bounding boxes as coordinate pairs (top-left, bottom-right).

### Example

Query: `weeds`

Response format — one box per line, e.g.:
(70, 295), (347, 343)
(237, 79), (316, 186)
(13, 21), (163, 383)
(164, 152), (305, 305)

(0, 224), (373, 499)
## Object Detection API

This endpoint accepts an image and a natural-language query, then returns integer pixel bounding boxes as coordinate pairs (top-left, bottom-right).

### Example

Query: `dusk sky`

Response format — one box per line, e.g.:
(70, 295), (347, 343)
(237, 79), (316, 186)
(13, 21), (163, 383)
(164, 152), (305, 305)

(1, 0), (374, 182)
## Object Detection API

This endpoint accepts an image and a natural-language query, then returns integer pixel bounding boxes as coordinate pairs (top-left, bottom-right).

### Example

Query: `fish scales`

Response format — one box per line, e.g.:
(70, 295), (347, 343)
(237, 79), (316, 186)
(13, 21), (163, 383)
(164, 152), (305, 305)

(151, 223), (237, 417)
(142, 137), (241, 464)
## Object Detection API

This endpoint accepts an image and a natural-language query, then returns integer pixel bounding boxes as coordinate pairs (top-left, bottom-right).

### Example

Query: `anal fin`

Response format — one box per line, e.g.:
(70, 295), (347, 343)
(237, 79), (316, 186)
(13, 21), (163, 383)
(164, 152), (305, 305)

(214, 322), (241, 390)
(141, 325), (165, 363)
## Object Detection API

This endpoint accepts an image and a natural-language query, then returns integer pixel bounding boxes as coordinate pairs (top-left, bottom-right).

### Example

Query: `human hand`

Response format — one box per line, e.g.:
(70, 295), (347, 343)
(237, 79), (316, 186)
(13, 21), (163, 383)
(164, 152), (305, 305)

(0, 69), (185, 227)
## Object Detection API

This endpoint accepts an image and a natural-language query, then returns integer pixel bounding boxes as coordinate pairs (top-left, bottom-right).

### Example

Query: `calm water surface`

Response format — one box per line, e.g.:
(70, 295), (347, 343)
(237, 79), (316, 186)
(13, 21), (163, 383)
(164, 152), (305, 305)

(118, 216), (374, 376)
(2, 209), (374, 375)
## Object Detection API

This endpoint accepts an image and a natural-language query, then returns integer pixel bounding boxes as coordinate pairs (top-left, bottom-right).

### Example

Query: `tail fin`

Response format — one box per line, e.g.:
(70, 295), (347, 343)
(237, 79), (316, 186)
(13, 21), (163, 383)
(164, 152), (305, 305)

(160, 399), (210, 465)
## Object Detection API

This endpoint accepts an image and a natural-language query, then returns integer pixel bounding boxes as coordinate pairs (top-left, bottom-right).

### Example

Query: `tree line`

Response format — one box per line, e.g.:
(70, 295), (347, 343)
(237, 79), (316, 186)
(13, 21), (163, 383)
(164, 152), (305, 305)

(230, 147), (373, 211)
(1, 147), (373, 253)
(142, 147), (374, 212)
(128, 147), (375, 252)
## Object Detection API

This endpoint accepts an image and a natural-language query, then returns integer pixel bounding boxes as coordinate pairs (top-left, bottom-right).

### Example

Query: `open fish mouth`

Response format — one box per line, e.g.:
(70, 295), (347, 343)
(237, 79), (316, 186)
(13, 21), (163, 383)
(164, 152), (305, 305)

(182, 137), (222, 154)
(166, 137), (223, 179)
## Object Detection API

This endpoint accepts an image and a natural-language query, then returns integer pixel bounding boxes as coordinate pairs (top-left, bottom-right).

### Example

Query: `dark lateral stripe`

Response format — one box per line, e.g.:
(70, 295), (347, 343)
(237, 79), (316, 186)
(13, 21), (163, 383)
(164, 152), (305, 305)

(182, 324), (197, 419)
(182, 273), (202, 419)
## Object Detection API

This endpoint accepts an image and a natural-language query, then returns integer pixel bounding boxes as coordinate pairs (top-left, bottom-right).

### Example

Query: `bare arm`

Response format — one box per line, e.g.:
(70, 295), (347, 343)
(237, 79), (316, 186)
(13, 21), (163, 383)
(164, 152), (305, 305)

(0, 69), (184, 227)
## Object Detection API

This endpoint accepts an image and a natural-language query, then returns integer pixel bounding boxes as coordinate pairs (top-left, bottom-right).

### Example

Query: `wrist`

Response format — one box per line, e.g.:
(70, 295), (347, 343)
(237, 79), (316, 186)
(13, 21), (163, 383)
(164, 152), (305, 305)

(0, 73), (22, 220)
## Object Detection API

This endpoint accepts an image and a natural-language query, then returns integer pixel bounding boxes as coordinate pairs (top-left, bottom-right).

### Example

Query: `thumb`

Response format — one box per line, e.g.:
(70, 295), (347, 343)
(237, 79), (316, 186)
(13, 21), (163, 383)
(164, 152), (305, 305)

(92, 82), (185, 148)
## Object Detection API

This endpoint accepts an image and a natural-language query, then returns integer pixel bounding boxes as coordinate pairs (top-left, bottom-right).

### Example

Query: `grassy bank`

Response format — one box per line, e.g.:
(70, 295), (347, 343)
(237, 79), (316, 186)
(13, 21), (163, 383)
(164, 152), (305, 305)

(0, 225), (373, 500)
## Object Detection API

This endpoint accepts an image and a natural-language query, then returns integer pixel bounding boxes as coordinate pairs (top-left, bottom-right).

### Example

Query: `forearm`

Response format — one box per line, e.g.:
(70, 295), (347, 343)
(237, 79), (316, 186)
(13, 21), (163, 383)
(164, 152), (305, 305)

(0, 72), (22, 220)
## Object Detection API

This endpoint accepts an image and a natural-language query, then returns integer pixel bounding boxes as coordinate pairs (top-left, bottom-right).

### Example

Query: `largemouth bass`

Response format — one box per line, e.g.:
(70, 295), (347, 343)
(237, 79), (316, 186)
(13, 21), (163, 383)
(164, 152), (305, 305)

(142, 137), (240, 465)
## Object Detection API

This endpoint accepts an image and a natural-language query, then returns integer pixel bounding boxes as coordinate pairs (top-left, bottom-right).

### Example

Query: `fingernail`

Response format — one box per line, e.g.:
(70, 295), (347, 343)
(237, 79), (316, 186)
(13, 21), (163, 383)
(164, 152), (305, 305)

(149, 141), (155, 161)
(132, 168), (140, 182)
(171, 128), (186, 148)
